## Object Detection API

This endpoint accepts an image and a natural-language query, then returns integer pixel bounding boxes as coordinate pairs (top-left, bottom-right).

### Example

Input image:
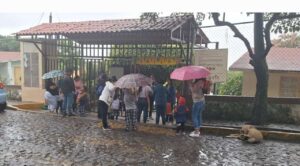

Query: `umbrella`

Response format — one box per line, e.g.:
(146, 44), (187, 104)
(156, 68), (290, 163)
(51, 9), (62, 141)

(170, 65), (210, 81)
(115, 73), (152, 89)
(42, 70), (64, 79)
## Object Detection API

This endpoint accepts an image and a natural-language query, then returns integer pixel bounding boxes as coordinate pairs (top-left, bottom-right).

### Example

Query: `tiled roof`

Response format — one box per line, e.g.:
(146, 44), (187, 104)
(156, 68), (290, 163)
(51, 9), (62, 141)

(16, 15), (210, 44)
(230, 47), (300, 72)
(0, 52), (20, 62)
(17, 15), (194, 35)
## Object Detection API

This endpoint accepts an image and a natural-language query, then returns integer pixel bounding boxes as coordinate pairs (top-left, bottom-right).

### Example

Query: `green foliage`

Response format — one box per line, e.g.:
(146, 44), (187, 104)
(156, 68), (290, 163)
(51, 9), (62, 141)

(268, 13), (300, 33)
(0, 35), (20, 51)
(140, 12), (160, 23)
(272, 33), (300, 48)
(218, 71), (243, 96)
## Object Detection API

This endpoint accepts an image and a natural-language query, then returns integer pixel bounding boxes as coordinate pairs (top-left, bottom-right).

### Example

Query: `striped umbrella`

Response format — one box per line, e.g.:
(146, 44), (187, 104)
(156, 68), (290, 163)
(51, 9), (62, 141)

(115, 73), (152, 89)
(42, 70), (64, 79)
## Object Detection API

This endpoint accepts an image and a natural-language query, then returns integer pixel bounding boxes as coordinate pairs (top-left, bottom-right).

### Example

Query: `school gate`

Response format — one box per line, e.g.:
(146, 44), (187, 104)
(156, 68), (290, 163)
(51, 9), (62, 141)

(16, 15), (210, 105)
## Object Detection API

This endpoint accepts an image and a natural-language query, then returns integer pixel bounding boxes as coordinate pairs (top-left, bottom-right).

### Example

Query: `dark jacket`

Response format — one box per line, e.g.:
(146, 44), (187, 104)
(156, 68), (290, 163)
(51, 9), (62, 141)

(60, 76), (75, 95)
(153, 84), (167, 106)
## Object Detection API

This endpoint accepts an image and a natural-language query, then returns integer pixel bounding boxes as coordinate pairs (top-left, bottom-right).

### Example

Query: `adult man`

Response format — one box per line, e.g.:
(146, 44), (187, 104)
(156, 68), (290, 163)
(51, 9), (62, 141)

(60, 68), (75, 117)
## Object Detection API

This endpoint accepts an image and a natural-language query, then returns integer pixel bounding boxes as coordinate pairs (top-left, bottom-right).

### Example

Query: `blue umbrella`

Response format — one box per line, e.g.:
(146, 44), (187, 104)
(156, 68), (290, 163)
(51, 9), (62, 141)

(42, 70), (64, 79)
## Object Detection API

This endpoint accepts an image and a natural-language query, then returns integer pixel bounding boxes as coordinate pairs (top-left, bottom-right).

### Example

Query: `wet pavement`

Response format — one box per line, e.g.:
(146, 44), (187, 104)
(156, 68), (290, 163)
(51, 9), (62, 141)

(1, 110), (300, 166)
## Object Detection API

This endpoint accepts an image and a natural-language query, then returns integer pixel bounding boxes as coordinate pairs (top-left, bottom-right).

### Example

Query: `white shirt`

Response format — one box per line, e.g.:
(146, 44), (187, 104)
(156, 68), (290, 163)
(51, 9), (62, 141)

(99, 81), (116, 105)
(138, 85), (152, 98)
(44, 91), (58, 111)
(111, 99), (120, 110)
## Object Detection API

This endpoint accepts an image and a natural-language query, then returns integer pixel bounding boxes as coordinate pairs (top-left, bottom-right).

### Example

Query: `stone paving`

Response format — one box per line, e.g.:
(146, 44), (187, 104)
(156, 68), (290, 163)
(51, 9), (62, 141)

(1, 110), (300, 166)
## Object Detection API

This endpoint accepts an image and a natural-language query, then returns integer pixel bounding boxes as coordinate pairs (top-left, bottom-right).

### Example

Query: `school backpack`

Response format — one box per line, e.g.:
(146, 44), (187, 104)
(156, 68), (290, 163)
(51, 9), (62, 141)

(96, 84), (105, 97)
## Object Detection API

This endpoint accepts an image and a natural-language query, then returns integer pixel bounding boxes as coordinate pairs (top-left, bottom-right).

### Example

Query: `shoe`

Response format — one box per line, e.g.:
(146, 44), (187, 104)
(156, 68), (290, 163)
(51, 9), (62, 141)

(176, 132), (181, 136)
(189, 131), (200, 137)
(102, 126), (112, 131)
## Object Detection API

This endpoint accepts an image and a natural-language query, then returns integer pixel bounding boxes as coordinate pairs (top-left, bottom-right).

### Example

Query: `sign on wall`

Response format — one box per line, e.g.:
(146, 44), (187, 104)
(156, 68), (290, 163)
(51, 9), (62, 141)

(137, 57), (180, 66)
(194, 49), (228, 83)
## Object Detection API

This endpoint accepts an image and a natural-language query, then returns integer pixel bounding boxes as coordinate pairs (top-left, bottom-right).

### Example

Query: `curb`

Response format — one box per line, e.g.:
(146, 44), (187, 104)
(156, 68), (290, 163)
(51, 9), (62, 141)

(6, 107), (300, 143)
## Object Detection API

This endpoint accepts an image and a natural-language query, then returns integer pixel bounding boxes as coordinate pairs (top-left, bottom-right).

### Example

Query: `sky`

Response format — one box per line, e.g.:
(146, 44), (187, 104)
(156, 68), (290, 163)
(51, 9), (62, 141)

(0, 0), (298, 66)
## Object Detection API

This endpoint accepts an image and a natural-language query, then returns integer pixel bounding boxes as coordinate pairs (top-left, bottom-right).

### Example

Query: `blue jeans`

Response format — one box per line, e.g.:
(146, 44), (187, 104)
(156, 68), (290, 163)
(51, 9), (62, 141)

(155, 104), (166, 125)
(137, 98), (148, 123)
(62, 92), (74, 115)
(192, 101), (205, 129)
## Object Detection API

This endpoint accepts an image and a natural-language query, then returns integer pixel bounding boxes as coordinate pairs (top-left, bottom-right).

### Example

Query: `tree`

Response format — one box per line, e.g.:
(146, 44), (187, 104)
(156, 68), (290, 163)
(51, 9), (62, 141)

(211, 13), (300, 124)
(218, 72), (243, 96)
(272, 33), (300, 47)
(0, 35), (20, 51)
(141, 12), (300, 124)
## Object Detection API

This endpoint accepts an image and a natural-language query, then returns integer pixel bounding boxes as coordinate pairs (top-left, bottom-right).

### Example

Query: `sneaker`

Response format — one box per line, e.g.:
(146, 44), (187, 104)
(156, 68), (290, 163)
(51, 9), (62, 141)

(189, 131), (200, 137)
(176, 132), (181, 136)
(102, 126), (112, 131)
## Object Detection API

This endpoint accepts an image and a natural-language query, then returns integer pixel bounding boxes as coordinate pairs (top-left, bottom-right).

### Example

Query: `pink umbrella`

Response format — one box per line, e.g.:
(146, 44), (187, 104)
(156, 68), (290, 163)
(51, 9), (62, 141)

(115, 73), (152, 89)
(170, 65), (210, 81)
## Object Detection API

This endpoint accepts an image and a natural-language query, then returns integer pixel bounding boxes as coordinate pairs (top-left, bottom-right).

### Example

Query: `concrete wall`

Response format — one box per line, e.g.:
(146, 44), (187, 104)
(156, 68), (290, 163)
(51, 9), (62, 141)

(0, 61), (20, 85)
(242, 70), (300, 97)
(21, 42), (45, 103)
(0, 63), (8, 83)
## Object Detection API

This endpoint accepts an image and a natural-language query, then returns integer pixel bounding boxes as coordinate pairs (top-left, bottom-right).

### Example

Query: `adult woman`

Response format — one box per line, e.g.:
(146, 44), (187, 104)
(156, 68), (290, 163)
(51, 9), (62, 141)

(123, 88), (138, 131)
(137, 85), (152, 123)
(189, 78), (206, 137)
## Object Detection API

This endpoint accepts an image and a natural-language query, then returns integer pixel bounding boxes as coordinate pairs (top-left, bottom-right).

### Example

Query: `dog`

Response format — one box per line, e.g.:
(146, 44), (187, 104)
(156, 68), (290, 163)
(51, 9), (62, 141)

(240, 125), (263, 143)
(226, 125), (263, 143)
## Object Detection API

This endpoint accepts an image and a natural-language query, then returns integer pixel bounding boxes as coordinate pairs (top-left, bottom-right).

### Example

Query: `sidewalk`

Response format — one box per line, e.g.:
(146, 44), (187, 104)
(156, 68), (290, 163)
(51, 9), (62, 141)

(6, 101), (300, 143)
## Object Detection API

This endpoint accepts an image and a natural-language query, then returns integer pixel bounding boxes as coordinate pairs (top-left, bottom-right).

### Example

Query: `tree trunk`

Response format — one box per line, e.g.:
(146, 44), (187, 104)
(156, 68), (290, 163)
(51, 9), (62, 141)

(252, 58), (269, 124)
(251, 13), (269, 125)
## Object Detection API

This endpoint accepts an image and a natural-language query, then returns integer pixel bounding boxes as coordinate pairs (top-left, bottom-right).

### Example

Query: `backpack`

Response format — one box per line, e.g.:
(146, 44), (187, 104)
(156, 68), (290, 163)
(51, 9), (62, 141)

(96, 84), (105, 97)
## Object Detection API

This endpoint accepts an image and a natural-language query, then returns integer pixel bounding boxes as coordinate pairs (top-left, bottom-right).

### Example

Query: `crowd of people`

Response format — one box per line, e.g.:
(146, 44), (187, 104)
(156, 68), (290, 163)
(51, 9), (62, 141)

(44, 68), (211, 137)
(44, 68), (89, 117)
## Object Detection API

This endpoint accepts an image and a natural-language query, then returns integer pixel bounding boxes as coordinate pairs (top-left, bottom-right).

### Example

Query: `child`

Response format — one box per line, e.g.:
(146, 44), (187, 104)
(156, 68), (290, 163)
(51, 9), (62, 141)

(111, 88), (120, 120)
(174, 96), (189, 135)
(76, 86), (88, 117)
(165, 102), (173, 124)
(0, 83), (7, 113)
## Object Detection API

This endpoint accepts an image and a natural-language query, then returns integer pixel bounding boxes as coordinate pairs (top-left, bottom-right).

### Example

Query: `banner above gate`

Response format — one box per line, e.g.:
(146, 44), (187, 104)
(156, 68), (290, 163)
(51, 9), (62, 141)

(137, 57), (181, 66)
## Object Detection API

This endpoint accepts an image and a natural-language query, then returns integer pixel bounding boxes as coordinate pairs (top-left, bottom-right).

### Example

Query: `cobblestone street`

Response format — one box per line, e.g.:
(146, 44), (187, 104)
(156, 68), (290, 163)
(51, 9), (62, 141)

(1, 110), (300, 166)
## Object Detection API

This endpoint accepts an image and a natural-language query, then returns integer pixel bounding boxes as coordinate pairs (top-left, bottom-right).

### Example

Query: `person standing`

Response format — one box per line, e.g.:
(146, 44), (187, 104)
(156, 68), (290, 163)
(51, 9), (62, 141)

(111, 88), (121, 120)
(96, 73), (107, 119)
(148, 74), (156, 120)
(0, 83), (7, 113)
(123, 88), (137, 131)
(189, 78), (206, 137)
(60, 68), (75, 117)
(99, 76), (117, 130)
(166, 79), (176, 123)
(76, 86), (88, 117)
(153, 79), (168, 125)
(137, 85), (152, 123)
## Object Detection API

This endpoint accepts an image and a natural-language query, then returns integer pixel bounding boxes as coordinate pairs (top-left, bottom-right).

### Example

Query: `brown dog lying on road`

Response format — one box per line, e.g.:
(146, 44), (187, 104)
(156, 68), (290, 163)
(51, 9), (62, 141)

(227, 125), (263, 143)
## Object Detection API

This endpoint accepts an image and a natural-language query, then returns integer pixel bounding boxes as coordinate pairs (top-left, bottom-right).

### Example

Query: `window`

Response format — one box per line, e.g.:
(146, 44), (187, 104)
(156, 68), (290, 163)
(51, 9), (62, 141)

(24, 52), (39, 87)
(279, 76), (299, 97)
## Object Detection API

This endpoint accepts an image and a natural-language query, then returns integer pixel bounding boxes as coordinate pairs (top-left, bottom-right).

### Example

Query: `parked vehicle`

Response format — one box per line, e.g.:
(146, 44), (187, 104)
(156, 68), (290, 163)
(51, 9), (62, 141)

(0, 83), (7, 112)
